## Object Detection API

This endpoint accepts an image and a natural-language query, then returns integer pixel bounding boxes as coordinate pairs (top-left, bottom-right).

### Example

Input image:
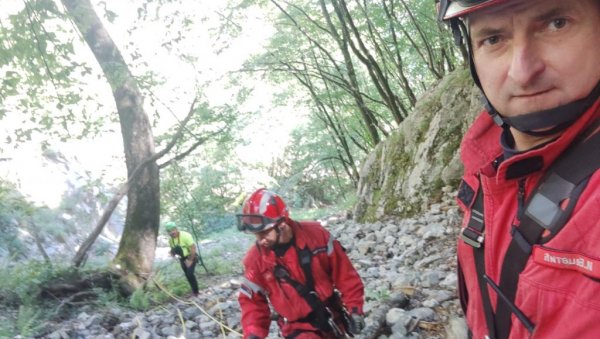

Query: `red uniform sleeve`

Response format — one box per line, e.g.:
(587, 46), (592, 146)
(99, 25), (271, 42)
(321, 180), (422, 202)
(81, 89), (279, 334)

(239, 260), (271, 338)
(329, 237), (365, 314)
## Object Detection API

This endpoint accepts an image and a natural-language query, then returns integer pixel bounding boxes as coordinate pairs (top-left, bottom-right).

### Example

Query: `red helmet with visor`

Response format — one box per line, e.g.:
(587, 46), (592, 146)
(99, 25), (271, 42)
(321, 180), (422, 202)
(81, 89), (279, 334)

(438, 0), (508, 21)
(236, 188), (289, 233)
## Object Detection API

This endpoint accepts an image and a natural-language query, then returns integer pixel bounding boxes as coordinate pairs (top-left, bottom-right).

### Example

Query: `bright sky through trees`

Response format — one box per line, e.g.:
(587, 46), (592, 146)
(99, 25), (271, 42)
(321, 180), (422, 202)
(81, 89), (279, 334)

(1, 0), (307, 206)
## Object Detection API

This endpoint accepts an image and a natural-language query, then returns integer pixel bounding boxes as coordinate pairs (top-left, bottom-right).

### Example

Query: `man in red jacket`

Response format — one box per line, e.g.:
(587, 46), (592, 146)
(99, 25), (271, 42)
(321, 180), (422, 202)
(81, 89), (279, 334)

(438, 0), (600, 338)
(236, 188), (365, 339)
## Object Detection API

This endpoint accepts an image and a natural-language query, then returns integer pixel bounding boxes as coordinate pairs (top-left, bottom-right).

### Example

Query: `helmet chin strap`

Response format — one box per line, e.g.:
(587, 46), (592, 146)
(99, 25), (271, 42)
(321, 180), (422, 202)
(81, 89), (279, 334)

(458, 19), (600, 137)
(485, 81), (600, 137)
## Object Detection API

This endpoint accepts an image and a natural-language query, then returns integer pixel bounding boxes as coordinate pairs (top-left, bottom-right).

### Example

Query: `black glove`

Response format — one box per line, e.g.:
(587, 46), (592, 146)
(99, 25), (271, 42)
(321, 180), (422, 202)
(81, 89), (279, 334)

(348, 313), (365, 335)
(247, 335), (261, 339)
(171, 245), (184, 257)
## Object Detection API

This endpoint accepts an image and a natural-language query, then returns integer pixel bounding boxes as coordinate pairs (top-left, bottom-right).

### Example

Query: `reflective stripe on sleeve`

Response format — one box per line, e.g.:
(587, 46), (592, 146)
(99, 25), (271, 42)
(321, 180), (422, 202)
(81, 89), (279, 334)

(241, 277), (266, 295)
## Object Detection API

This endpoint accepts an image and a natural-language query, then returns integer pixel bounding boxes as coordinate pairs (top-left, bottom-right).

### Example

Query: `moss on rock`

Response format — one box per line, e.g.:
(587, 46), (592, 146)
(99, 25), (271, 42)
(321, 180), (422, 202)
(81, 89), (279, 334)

(354, 69), (478, 222)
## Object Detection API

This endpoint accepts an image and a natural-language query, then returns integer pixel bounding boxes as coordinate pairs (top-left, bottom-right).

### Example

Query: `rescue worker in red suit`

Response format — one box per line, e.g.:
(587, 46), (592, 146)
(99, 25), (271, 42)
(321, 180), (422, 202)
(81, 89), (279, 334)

(236, 188), (365, 339)
(438, 0), (600, 338)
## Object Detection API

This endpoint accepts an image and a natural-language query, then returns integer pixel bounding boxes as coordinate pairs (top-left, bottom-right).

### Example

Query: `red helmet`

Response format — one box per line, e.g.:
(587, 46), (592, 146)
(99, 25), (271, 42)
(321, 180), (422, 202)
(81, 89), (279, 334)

(236, 188), (289, 233)
(438, 0), (508, 21)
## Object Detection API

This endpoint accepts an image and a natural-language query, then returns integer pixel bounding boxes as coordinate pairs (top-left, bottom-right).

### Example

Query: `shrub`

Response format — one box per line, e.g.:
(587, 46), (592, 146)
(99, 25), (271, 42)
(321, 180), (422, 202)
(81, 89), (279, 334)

(16, 305), (44, 337)
(129, 288), (150, 311)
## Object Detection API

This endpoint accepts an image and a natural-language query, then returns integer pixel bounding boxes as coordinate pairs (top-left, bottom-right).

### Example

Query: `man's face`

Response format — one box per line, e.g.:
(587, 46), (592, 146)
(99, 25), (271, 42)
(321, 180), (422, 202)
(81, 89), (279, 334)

(254, 226), (278, 249)
(254, 222), (289, 249)
(168, 229), (178, 238)
(469, 0), (600, 118)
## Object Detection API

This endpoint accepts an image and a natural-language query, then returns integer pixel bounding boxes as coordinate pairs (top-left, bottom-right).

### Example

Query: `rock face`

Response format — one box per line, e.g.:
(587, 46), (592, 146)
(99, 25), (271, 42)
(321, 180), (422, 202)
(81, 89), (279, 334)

(354, 69), (481, 222)
(41, 189), (467, 339)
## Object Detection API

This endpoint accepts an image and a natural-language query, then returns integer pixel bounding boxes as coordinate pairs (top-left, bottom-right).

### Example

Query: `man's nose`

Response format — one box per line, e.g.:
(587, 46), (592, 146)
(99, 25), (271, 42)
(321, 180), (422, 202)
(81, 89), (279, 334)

(507, 36), (545, 87)
(257, 236), (268, 246)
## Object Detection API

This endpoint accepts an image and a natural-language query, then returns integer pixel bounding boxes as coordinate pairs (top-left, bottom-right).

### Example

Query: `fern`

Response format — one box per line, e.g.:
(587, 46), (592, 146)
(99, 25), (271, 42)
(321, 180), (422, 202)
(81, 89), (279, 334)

(16, 305), (43, 337)
(129, 288), (150, 311)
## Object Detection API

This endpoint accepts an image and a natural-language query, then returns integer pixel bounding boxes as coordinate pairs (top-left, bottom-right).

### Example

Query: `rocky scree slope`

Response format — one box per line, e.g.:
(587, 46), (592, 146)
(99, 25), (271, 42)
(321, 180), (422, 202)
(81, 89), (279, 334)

(41, 187), (466, 339)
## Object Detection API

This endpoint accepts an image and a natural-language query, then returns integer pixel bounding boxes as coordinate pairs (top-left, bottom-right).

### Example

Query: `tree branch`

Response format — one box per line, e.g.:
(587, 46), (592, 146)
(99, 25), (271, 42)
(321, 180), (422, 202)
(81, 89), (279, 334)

(72, 98), (199, 267)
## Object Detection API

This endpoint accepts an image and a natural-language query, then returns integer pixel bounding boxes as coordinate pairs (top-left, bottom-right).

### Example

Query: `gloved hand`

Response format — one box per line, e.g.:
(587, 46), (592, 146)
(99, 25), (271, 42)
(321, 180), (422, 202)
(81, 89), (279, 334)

(348, 313), (365, 335)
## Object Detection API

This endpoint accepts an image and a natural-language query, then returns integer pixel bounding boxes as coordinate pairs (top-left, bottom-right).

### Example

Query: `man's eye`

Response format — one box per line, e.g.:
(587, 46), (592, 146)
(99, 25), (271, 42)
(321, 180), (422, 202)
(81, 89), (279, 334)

(549, 18), (567, 30)
(482, 35), (501, 46)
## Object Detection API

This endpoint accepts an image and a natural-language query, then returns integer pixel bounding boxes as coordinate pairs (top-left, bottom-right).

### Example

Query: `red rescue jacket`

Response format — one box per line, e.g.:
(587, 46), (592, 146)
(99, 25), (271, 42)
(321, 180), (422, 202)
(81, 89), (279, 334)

(456, 100), (600, 338)
(238, 220), (364, 339)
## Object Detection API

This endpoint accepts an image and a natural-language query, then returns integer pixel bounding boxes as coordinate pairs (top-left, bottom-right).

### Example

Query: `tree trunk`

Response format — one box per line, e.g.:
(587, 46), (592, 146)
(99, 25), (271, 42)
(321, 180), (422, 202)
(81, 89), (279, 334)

(333, 0), (406, 124)
(61, 0), (160, 296)
(318, 0), (381, 145)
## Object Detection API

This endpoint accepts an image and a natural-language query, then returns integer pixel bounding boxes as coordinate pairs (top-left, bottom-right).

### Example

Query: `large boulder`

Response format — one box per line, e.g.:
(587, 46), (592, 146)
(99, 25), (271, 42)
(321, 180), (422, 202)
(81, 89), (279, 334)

(354, 69), (481, 222)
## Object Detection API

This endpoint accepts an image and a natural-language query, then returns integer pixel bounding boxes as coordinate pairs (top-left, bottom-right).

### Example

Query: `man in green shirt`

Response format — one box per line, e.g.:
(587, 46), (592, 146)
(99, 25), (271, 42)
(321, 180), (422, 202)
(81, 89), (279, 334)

(165, 221), (199, 296)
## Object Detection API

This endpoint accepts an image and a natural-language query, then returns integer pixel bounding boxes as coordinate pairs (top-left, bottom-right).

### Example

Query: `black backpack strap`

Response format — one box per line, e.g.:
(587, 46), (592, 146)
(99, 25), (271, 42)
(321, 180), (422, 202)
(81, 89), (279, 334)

(495, 128), (600, 339)
(297, 247), (315, 291)
(273, 246), (338, 334)
(462, 187), (498, 339)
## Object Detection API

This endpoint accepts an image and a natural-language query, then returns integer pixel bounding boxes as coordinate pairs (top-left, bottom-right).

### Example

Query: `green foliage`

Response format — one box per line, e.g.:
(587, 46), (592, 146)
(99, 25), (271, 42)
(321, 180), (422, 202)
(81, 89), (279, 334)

(266, 121), (358, 209)
(0, 180), (34, 258)
(0, 259), (82, 305)
(0, 260), (90, 337)
(161, 161), (243, 235)
(198, 227), (246, 275)
(0, 303), (46, 338)
(1, 0), (109, 145)
(235, 0), (467, 207)
(0, 177), (110, 259)
(0, 325), (12, 338)
(142, 262), (201, 304)
(365, 286), (391, 302)
(292, 194), (356, 221)
(129, 287), (151, 311)
(16, 304), (44, 337)
(96, 288), (123, 307)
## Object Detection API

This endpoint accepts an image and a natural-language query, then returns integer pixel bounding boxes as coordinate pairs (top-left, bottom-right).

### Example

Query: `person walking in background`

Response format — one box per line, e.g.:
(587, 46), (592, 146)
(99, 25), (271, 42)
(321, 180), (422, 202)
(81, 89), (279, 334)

(165, 221), (199, 297)
(236, 188), (365, 339)
(438, 0), (600, 338)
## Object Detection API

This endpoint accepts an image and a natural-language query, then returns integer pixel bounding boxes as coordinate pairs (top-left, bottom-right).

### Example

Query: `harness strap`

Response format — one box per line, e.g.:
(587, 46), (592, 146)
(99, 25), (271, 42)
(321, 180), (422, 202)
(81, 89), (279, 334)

(460, 118), (600, 338)
(297, 247), (315, 292)
(273, 244), (341, 334)
(274, 264), (335, 333)
(467, 188), (497, 339)
(461, 190), (485, 248)
(495, 127), (600, 339)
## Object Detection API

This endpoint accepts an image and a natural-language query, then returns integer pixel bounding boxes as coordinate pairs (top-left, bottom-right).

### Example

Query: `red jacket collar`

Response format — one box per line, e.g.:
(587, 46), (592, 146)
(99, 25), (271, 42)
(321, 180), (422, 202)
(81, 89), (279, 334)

(461, 99), (600, 181)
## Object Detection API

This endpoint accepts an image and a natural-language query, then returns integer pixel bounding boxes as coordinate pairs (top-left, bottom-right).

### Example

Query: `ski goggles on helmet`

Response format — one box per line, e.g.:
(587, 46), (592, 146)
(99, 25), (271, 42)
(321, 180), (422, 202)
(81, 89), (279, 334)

(236, 214), (283, 233)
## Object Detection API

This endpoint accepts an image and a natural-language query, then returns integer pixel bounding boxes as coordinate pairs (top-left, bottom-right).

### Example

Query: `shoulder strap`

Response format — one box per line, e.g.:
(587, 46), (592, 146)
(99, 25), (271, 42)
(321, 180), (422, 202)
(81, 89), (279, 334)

(297, 247), (315, 290)
(467, 188), (498, 339)
(273, 262), (333, 332)
(495, 127), (600, 339)
(460, 123), (600, 339)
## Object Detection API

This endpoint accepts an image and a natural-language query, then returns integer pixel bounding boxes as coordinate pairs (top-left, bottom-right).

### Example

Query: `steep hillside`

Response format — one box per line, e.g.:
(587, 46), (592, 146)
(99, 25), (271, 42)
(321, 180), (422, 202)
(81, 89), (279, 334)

(354, 69), (481, 222)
